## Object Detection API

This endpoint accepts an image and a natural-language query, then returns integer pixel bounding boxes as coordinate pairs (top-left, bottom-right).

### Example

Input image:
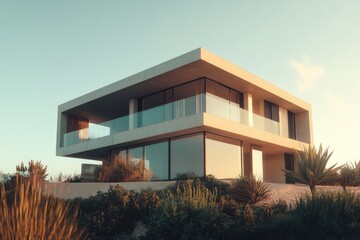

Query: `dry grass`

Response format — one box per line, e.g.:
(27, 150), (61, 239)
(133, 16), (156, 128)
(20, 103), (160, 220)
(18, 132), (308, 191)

(0, 174), (87, 240)
(96, 156), (152, 182)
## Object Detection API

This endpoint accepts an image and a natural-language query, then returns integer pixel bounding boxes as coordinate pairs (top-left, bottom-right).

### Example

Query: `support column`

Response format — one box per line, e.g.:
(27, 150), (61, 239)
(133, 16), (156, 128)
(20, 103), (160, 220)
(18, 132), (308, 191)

(129, 99), (138, 130)
(244, 92), (253, 127)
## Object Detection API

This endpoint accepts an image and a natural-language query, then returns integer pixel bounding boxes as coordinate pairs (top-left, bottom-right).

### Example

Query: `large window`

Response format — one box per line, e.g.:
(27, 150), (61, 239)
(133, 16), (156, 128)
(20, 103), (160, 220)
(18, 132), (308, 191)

(284, 153), (295, 184)
(264, 100), (279, 122)
(128, 146), (144, 164)
(140, 91), (165, 127)
(145, 142), (169, 180)
(170, 134), (204, 179)
(206, 79), (244, 121)
(205, 134), (241, 179)
(173, 79), (204, 118)
(138, 78), (205, 126)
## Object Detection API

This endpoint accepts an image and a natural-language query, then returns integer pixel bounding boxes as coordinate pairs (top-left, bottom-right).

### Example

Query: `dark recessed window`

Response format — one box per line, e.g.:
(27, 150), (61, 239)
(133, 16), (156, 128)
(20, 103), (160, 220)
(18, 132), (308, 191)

(264, 100), (279, 122)
(288, 111), (296, 139)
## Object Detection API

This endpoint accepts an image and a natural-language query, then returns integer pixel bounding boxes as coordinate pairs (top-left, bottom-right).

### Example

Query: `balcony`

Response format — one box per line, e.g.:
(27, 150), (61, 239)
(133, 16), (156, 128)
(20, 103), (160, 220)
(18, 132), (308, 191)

(63, 94), (280, 146)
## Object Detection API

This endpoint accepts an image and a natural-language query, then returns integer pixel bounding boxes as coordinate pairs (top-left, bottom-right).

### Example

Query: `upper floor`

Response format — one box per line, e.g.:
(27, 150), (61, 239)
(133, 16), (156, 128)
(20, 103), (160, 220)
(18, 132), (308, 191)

(56, 48), (313, 160)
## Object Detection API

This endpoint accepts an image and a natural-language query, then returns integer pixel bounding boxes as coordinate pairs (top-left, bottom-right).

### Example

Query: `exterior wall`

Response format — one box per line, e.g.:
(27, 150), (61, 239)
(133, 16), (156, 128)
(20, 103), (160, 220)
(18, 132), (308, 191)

(295, 111), (312, 144)
(263, 154), (285, 183)
(43, 181), (176, 199)
(279, 107), (289, 138)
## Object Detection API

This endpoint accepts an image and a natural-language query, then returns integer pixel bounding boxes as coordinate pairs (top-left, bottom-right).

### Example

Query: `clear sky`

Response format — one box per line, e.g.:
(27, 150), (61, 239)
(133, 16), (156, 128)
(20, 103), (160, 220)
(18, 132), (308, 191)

(1, 1), (360, 178)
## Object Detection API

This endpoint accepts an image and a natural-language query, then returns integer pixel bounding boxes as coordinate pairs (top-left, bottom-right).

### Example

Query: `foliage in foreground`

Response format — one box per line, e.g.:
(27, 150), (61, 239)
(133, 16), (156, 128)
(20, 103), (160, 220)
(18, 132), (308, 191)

(95, 156), (152, 182)
(75, 176), (360, 240)
(0, 174), (87, 240)
(283, 144), (342, 197)
(230, 175), (270, 204)
(78, 185), (160, 239)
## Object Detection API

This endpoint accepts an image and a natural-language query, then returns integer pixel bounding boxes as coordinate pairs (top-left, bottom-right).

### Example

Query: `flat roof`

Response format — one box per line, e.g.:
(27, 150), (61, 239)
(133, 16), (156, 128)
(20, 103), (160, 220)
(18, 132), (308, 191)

(59, 48), (311, 121)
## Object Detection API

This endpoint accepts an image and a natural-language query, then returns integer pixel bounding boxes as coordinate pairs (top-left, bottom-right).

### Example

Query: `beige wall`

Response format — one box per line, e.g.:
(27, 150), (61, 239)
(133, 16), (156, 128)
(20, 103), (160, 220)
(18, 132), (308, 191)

(263, 154), (285, 183)
(295, 111), (312, 144)
(43, 181), (176, 199)
(279, 107), (289, 138)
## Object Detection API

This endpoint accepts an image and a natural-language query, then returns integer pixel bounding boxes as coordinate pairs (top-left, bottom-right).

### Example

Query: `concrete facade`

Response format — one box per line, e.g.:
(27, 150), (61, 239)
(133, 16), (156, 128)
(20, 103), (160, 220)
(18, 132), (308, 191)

(56, 48), (313, 183)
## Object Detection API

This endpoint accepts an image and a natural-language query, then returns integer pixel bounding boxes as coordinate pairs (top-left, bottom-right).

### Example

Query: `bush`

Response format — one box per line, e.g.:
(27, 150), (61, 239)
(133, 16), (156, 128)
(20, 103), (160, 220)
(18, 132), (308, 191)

(79, 186), (160, 239)
(0, 174), (86, 240)
(144, 179), (231, 240)
(289, 192), (360, 238)
(200, 175), (231, 200)
(95, 156), (152, 182)
(230, 175), (270, 204)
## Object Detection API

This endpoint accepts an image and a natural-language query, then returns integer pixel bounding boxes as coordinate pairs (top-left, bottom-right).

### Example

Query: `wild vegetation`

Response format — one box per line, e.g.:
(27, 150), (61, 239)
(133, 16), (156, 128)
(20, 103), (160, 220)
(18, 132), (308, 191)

(230, 175), (270, 204)
(2, 145), (360, 239)
(0, 171), (87, 240)
(283, 144), (342, 196)
(94, 156), (152, 182)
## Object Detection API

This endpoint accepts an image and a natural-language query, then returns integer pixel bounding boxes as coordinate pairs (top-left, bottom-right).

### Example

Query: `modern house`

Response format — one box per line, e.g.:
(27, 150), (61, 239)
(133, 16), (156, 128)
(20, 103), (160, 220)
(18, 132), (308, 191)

(56, 48), (313, 183)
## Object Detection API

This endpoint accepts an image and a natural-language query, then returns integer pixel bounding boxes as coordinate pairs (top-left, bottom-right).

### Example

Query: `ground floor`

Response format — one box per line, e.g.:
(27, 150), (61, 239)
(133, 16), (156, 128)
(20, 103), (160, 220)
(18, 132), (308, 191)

(108, 131), (296, 183)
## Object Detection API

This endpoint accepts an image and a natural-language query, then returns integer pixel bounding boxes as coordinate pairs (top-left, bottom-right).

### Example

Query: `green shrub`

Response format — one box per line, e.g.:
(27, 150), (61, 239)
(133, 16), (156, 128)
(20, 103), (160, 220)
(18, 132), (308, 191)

(289, 192), (360, 238)
(144, 179), (231, 240)
(230, 175), (270, 204)
(200, 175), (231, 200)
(79, 186), (160, 239)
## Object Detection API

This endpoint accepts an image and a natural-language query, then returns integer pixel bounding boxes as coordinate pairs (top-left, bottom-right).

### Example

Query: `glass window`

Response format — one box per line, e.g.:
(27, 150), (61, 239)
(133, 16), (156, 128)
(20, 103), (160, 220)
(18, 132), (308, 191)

(145, 141), (169, 180)
(285, 153), (295, 183)
(170, 134), (204, 179)
(287, 111), (296, 139)
(173, 79), (204, 118)
(111, 148), (127, 162)
(230, 90), (241, 122)
(140, 92), (165, 127)
(206, 79), (230, 119)
(205, 134), (241, 179)
(264, 100), (279, 122)
(128, 146), (144, 164)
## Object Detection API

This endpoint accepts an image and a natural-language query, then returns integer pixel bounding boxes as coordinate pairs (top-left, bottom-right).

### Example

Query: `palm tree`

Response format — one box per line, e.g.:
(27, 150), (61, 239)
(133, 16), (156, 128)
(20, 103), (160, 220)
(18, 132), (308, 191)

(283, 144), (342, 197)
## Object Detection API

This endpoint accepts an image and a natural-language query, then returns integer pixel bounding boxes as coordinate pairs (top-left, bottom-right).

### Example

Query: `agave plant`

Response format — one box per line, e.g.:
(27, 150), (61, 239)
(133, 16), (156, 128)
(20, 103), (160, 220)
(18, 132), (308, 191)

(283, 144), (342, 197)
(338, 161), (360, 191)
(230, 174), (270, 204)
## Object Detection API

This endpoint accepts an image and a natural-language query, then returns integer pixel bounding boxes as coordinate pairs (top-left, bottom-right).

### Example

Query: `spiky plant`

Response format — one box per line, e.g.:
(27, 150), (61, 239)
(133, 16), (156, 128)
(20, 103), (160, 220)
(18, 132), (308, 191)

(283, 144), (342, 197)
(338, 161), (360, 191)
(230, 175), (270, 204)
(16, 160), (48, 180)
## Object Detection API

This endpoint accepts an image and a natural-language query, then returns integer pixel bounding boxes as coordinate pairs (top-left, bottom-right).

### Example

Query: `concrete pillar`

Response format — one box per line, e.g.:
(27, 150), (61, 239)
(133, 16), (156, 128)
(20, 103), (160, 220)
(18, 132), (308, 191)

(129, 99), (138, 130)
(244, 92), (253, 127)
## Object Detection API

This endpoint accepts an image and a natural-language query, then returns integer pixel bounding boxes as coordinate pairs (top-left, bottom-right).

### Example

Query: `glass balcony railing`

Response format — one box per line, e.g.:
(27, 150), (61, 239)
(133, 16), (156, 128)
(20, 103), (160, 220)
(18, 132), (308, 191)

(63, 94), (280, 146)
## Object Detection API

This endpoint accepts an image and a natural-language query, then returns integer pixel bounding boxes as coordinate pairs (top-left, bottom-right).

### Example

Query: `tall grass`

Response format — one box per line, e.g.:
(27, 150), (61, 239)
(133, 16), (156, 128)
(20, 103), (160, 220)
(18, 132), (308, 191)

(0, 174), (87, 240)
